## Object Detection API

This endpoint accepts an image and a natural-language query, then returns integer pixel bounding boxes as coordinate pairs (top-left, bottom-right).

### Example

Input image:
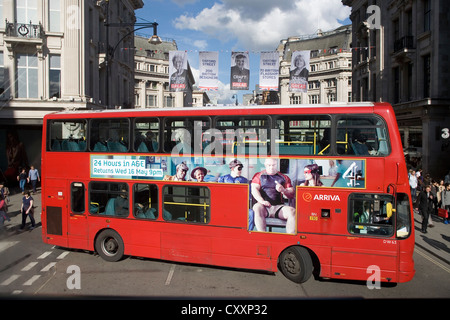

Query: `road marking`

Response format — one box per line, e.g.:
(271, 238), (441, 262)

(37, 251), (52, 259)
(41, 262), (56, 272)
(0, 241), (19, 254)
(1, 275), (20, 286)
(23, 275), (41, 286)
(415, 248), (450, 274)
(57, 251), (70, 259)
(165, 264), (176, 285)
(21, 262), (38, 272)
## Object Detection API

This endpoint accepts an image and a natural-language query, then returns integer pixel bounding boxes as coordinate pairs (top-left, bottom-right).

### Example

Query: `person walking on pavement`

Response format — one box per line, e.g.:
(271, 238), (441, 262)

(419, 185), (433, 233)
(441, 183), (450, 225)
(0, 194), (11, 229)
(17, 168), (27, 194)
(27, 165), (40, 194)
(19, 191), (35, 230)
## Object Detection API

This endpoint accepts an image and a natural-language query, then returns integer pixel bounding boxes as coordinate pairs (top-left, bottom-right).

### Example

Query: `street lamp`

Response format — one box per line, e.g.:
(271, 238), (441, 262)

(104, 3), (161, 108)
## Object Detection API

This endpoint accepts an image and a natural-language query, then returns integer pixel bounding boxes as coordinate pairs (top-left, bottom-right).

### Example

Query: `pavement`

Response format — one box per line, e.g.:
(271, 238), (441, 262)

(1, 187), (42, 237)
(1, 187), (449, 267)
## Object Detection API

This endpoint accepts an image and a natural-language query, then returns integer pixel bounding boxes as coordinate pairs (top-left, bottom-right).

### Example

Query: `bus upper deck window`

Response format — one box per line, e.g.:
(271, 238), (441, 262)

(90, 119), (130, 152)
(336, 115), (390, 156)
(49, 120), (87, 152)
(134, 118), (160, 153)
(275, 115), (331, 156)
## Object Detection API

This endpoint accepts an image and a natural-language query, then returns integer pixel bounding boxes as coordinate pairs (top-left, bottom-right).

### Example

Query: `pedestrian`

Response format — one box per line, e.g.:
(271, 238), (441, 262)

(418, 185), (433, 233)
(0, 194), (11, 229)
(408, 170), (418, 203)
(441, 183), (450, 224)
(17, 167), (28, 194)
(20, 191), (35, 230)
(27, 165), (40, 194)
(0, 181), (10, 205)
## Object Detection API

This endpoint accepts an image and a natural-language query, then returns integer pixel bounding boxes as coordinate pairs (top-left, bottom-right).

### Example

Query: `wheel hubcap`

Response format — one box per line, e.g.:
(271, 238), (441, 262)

(284, 252), (300, 274)
(102, 237), (118, 256)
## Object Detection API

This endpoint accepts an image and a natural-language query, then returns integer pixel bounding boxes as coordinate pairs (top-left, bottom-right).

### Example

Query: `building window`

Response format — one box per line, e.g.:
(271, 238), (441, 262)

(146, 95), (157, 107)
(165, 95), (174, 107)
(327, 93), (336, 103)
(17, 54), (38, 98)
(49, 0), (61, 32)
(309, 95), (319, 104)
(0, 52), (4, 97)
(407, 63), (413, 101)
(290, 95), (301, 105)
(16, 0), (38, 24)
(49, 54), (61, 98)
(393, 67), (400, 103)
(423, 54), (431, 98)
(423, 0), (431, 32)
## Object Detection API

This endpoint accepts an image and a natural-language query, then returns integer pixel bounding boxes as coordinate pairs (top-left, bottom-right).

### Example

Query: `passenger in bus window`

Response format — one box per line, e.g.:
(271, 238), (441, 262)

(251, 158), (296, 233)
(191, 167), (207, 182)
(352, 133), (370, 155)
(218, 159), (248, 184)
(135, 131), (157, 152)
(163, 162), (188, 181)
(115, 188), (129, 216)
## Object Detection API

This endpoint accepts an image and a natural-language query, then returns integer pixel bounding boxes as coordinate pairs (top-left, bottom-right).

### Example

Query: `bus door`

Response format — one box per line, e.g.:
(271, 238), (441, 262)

(67, 182), (89, 249)
(43, 178), (68, 247)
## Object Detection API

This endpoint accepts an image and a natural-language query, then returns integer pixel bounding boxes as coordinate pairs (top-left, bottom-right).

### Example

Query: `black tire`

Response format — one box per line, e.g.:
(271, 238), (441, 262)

(95, 229), (124, 262)
(279, 246), (313, 283)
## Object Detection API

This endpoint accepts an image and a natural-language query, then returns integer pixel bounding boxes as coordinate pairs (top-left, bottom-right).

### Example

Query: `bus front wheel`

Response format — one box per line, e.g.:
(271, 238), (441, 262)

(279, 246), (313, 283)
(95, 229), (124, 262)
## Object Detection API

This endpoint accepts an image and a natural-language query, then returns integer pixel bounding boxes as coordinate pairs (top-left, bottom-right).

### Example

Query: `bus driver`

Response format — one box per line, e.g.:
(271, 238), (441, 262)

(251, 158), (296, 234)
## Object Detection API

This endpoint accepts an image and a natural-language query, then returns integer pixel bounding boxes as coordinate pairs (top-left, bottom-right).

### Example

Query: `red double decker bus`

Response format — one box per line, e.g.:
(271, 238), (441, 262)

(41, 102), (415, 284)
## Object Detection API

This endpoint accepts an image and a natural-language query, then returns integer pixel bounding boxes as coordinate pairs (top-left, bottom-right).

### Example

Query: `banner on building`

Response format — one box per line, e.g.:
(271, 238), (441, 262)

(169, 51), (188, 92)
(198, 51), (219, 91)
(289, 50), (310, 93)
(259, 51), (279, 91)
(230, 51), (250, 90)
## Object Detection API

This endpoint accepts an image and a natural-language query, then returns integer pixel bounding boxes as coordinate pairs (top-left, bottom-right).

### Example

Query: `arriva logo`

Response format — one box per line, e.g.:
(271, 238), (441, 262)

(314, 194), (341, 201)
(302, 193), (341, 202)
(302, 193), (313, 202)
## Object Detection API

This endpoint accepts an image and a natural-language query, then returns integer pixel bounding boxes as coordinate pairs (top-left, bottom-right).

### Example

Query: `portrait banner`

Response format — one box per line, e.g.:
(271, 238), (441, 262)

(230, 51), (250, 90)
(259, 51), (279, 91)
(198, 51), (219, 91)
(169, 51), (188, 92)
(289, 50), (310, 93)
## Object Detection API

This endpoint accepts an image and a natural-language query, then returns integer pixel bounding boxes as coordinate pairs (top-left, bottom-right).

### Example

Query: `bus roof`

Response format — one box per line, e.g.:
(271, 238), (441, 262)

(44, 102), (383, 118)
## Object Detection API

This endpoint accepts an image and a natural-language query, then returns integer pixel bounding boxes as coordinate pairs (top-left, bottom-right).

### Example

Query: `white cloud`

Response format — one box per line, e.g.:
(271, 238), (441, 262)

(173, 0), (350, 51)
(193, 39), (208, 50)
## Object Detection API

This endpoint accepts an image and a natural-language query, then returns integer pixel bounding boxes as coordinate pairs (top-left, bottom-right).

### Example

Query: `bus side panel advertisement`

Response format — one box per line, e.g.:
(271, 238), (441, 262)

(90, 155), (366, 235)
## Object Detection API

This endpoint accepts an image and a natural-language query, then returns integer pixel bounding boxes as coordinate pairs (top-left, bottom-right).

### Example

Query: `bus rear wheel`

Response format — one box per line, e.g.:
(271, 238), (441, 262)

(95, 229), (124, 262)
(279, 246), (313, 283)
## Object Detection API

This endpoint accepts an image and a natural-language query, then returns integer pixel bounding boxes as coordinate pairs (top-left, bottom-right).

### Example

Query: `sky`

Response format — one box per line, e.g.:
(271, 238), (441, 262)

(136, 0), (351, 104)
